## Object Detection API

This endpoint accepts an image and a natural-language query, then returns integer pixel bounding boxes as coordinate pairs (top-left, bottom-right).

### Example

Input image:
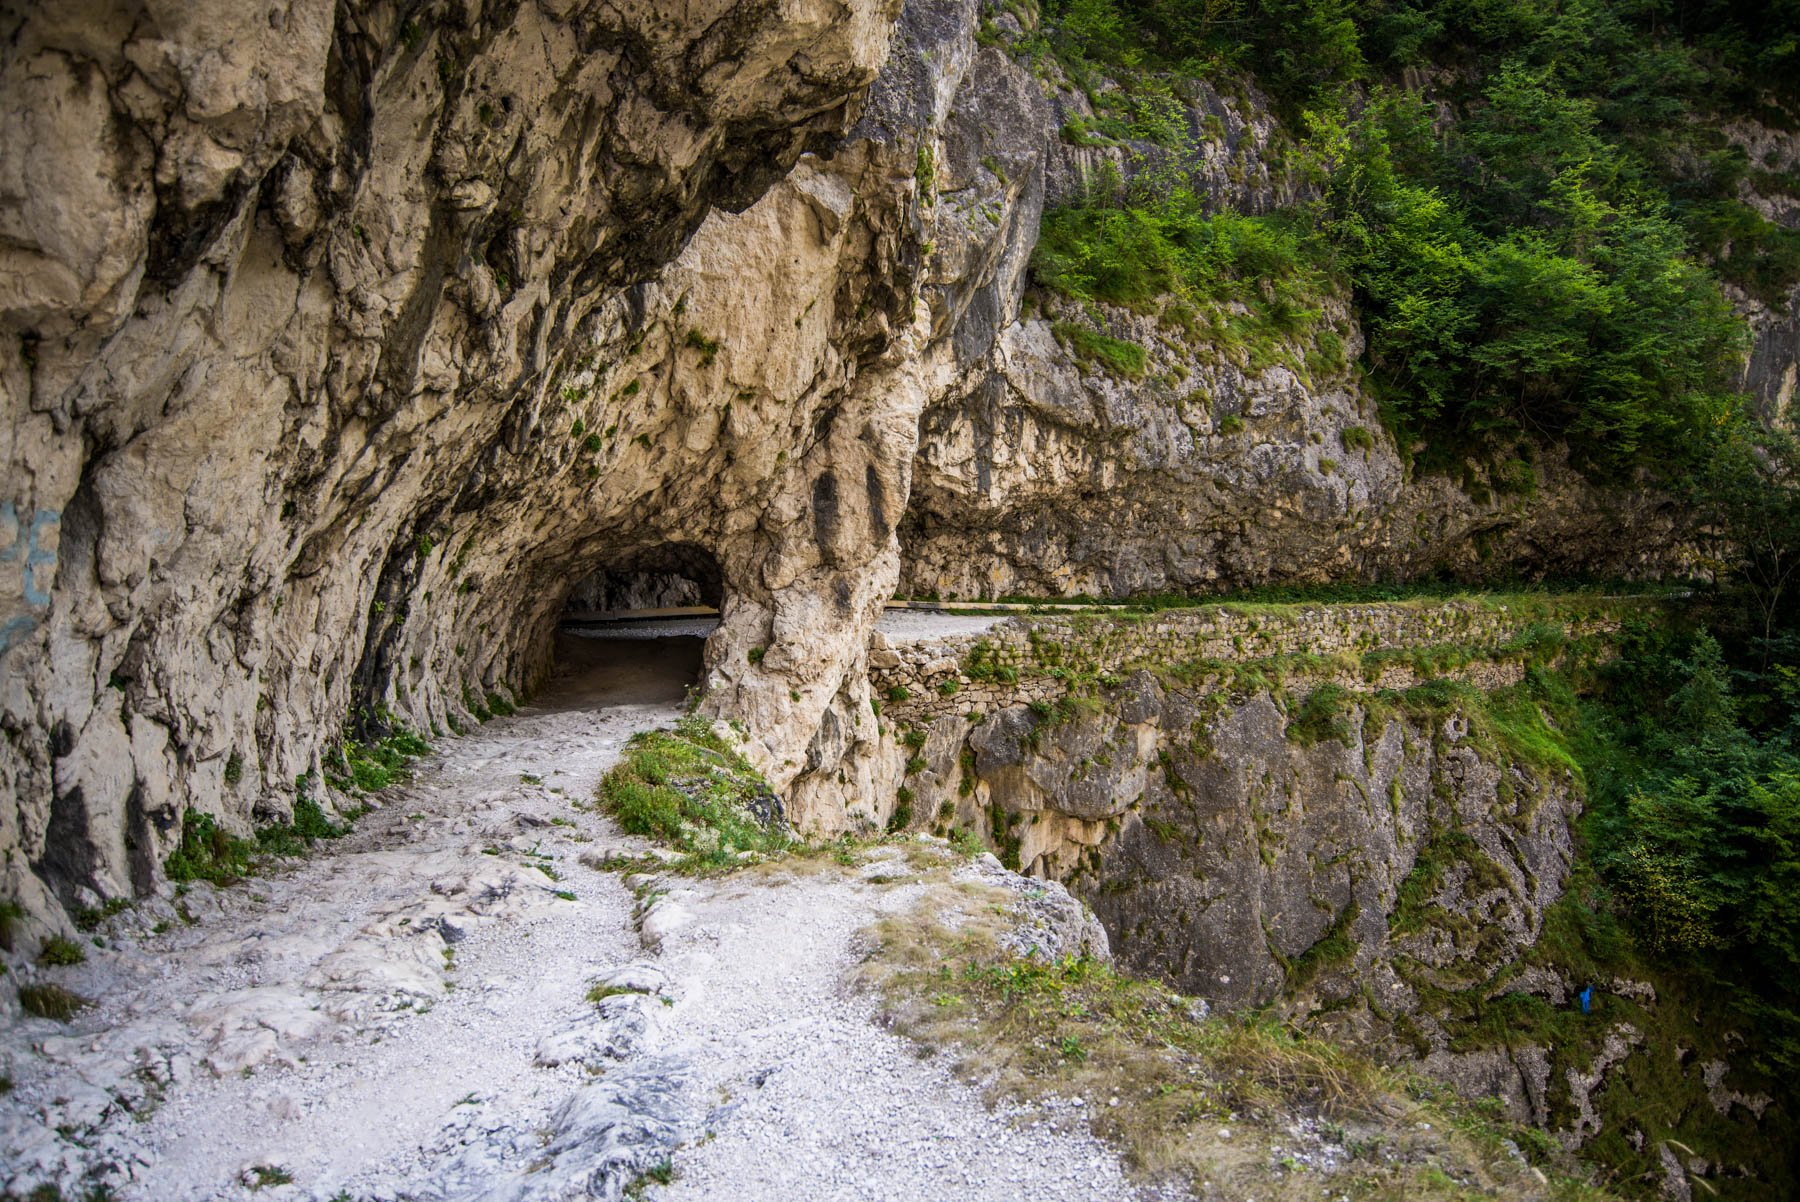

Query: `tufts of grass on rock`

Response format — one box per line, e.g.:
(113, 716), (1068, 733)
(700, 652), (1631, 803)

(329, 725), (432, 794)
(595, 713), (790, 870)
(858, 887), (1624, 1202)
(36, 935), (86, 967)
(256, 787), (357, 859)
(19, 982), (89, 1022)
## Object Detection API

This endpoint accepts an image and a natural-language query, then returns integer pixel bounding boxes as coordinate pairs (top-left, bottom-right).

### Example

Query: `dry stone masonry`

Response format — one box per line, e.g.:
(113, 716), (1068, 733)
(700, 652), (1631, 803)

(871, 596), (1646, 726)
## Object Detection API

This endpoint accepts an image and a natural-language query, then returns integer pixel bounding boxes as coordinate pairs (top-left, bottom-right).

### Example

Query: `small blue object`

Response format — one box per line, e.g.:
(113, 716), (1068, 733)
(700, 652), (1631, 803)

(1579, 985), (1593, 1015)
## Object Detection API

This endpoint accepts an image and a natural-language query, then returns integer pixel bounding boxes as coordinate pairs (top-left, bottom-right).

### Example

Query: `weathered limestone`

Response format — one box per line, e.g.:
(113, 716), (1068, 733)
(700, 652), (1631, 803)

(0, 0), (908, 922)
(0, 0), (1776, 932)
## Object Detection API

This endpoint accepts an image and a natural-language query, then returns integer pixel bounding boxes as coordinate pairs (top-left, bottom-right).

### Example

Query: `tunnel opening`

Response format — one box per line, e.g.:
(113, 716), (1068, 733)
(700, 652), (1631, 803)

(561, 542), (725, 616)
(545, 542), (723, 710)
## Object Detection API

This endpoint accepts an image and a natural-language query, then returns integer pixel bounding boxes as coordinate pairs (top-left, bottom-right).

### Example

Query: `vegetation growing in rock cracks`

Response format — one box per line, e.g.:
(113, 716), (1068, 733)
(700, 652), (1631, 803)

(35, 936), (86, 967)
(164, 775), (370, 886)
(17, 982), (89, 1022)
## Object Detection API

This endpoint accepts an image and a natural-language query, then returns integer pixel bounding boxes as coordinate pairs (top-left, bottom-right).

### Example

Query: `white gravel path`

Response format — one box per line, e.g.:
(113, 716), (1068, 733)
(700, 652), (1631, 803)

(875, 609), (1016, 642)
(3, 626), (1156, 1202)
(643, 857), (1146, 1202)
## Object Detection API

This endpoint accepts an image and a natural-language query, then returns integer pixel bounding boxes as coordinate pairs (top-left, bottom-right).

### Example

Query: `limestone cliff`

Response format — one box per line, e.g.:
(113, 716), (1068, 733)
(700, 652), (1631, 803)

(0, 0), (909, 920)
(870, 600), (1792, 1185)
(897, 15), (1694, 599)
(0, 0), (1788, 929)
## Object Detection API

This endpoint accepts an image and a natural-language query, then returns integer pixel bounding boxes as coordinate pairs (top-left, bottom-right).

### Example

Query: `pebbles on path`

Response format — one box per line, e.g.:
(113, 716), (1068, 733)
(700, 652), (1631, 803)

(3, 634), (1161, 1202)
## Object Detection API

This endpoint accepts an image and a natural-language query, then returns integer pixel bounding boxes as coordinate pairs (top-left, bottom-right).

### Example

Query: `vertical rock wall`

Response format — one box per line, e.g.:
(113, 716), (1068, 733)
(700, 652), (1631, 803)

(0, 0), (908, 920)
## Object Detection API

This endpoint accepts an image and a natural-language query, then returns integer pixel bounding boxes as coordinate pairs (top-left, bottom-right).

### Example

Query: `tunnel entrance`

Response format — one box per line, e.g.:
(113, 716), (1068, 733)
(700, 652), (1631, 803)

(545, 543), (722, 710)
(561, 542), (724, 617)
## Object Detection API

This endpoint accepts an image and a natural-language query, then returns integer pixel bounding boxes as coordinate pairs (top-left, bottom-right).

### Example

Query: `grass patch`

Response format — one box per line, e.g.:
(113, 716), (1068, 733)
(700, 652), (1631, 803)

(625, 1160), (675, 1200)
(587, 982), (651, 1004)
(329, 724), (431, 794)
(256, 788), (356, 858)
(1051, 321), (1147, 380)
(683, 329), (720, 367)
(36, 935), (86, 967)
(1285, 682), (1357, 747)
(19, 982), (89, 1021)
(0, 899), (23, 952)
(71, 896), (129, 932)
(595, 714), (789, 869)
(859, 889), (1622, 1200)
(247, 1165), (294, 1189)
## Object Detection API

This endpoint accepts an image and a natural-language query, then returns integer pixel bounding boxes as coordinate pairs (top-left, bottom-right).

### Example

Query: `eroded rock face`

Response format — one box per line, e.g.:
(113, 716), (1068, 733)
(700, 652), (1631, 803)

(0, 0), (907, 920)
(0, 0), (1760, 926)
(899, 49), (1690, 599)
(896, 672), (1580, 1011)
(902, 302), (1687, 597)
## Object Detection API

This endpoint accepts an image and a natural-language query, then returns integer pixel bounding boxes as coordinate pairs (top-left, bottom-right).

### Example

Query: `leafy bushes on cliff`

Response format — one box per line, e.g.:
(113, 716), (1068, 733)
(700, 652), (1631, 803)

(1035, 191), (1333, 371)
(1049, 321), (1148, 379)
(1025, 0), (1788, 481)
(1581, 626), (1800, 1073)
(1318, 79), (1747, 476)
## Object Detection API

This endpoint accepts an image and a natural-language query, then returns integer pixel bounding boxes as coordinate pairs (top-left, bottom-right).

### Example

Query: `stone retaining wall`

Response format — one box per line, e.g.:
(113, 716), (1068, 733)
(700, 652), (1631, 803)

(869, 597), (1652, 726)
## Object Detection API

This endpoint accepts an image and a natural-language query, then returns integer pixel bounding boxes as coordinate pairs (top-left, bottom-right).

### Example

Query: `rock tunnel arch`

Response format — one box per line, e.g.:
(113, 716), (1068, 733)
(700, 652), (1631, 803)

(546, 541), (727, 709)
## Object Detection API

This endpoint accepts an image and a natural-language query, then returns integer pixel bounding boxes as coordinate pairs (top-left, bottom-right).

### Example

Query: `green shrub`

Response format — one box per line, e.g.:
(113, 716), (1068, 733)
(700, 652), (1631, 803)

(331, 725), (431, 794)
(1285, 683), (1356, 747)
(915, 140), (936, 205)
(256, 789), (354, 858)
(595, 715), (788, 867)
(70, 897), (128, 932)
(1037, 196), (1327, 337)
(887, 795), (914, 833)
(165, 810), (255, 885)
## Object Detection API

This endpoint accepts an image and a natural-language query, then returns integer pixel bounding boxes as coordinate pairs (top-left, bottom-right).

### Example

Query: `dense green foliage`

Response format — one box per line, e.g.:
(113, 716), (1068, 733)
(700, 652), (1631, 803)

(1318, 81), (1746, 471)
(1023, 0), (1800, 478)
(1583, 626), (1800, 1064)
(1567, 434), (1800, 1080)
(1036, 193), (1333, 372)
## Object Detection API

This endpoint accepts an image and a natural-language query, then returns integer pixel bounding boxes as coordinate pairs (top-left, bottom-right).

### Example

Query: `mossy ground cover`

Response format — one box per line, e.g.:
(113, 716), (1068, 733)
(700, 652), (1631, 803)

(858, 883), (1622, 1201)
(594, 713), (791, 870)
